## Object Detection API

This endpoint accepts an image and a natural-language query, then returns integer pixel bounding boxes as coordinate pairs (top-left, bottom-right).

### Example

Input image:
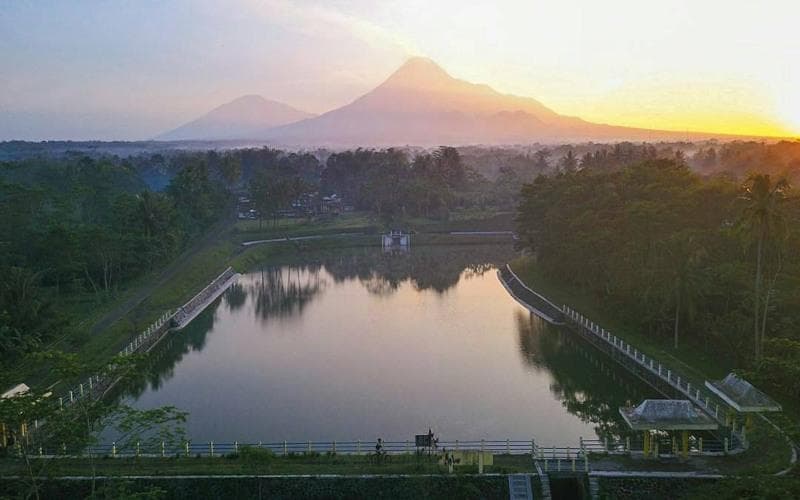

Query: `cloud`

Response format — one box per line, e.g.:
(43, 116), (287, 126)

(248, 0), (419, 56)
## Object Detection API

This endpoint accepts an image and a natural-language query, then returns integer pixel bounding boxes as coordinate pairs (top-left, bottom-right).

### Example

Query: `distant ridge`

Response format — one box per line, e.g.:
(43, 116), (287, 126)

(158, 95), (314, 141)
(159, 58), (763, 145)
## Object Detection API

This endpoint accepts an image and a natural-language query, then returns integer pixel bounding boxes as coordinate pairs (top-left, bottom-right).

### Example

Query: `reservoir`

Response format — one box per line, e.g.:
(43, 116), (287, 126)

(121, 244), (654, 446)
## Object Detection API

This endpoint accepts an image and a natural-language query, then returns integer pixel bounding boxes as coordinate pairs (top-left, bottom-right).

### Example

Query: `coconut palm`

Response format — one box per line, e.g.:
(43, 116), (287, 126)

(739, 174), (789, 364)
(663, 233), (707, 349)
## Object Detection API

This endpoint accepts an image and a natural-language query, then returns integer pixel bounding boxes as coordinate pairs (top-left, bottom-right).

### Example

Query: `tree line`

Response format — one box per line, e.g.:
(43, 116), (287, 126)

(516, 159), (800, 400)
(0, 156), (229, 359)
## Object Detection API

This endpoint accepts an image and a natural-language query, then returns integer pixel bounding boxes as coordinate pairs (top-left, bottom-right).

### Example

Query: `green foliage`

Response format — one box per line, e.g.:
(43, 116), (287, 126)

(0, 475), (509, 500)
(0, 153), (229, 360)
(516, 159), (800, 367)
(238, 445), (275, 464)
(320, 147), (484, 221)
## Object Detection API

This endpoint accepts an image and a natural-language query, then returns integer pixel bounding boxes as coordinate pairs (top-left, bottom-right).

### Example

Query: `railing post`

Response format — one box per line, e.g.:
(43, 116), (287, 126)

(455, 439), (459, 451)
(185, 441), (190, 456)
(136, 441), (141, 458)
(307, 440), (312, 454)
(724, 438), (729, 454)
(699, 438), (703, 454)
(625, 437), (630, 454)
(531, 439), (535, 456)
(405, 440), (410, 453)
(332, 440), (336, 454)
(162, 441), (166, 457)
(572, 458), (576, 472)
(283, 440), (287, 456)
(357, 440), (361, 455)
(234, 441), (239, 454)
(210, 441), (214, 457)
(506, 438), (510, 455)
(584, 454), (589, 472)
(112, 442), (117, 458)
(481, 439), (485, 453)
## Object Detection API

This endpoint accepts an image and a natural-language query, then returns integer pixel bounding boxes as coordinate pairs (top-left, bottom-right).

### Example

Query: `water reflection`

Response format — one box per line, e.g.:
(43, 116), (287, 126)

(120, 244), (655, 443)
(122, 296), (221, 399)
(515, 311), (652, 440)
(251, 266), (326, 323)
(314, 244), (514, 295)
(224, 282), (247, 312)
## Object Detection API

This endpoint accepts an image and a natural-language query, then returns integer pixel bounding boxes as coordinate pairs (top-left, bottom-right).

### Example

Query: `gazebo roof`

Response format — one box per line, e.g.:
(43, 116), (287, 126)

(619, 399), (718, 431)
(705, 373), (781, 413)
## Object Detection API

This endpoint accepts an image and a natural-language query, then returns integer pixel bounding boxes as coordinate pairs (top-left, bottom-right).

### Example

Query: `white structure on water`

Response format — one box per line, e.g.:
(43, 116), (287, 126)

(381, 230), (411, 250)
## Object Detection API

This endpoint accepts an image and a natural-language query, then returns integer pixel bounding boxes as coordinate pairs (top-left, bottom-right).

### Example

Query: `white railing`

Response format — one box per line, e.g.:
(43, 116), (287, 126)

(561, 305), (747, 451)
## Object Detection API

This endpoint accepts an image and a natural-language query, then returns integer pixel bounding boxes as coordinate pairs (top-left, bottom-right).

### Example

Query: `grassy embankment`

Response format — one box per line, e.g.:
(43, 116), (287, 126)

(0, 473), (511, 500)
(510, 256), (796, 475)
(0, 452), (533, 477)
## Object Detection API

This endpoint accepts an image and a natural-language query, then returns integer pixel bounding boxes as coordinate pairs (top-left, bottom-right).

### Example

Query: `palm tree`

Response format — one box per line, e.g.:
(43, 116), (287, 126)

(664, 233), (707, 349)
(740, 174), (789, 364)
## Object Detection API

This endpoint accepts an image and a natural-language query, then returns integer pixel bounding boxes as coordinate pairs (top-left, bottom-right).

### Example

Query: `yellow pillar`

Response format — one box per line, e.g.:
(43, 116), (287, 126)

(682, 431), (689, 459)
(746, 414), (753, 429)
(1, 423), (6, 448)
(643, 432), (649, 458)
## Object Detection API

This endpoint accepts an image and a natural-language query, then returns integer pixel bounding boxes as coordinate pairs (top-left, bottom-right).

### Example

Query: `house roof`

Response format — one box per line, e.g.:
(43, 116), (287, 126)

(705, 373), (782, 413)
(619, 399), (718, 431)
(1, 383), (30, 399)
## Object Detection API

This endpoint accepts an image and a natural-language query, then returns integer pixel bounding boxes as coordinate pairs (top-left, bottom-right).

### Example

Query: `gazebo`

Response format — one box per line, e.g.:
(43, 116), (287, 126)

(620, 399), (718, 458)
(705, 373), (781, 428)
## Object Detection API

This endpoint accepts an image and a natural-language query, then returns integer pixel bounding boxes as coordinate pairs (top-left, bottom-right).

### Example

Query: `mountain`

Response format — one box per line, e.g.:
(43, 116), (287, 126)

(265, 57), (711, 146)
(158, 95), (314, 141)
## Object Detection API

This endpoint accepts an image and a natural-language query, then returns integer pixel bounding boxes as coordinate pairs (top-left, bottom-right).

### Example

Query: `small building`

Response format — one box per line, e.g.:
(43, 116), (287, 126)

(1, 383), (29, 399)
(320, 194), (343, 214)
(620, 399), (718, 458)
(705, 373), (781, 427)
(382, 230), (411, 250)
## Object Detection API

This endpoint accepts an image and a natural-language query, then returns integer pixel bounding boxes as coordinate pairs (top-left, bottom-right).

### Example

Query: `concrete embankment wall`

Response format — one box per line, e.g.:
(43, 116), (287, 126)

(172, 267), (240, 329)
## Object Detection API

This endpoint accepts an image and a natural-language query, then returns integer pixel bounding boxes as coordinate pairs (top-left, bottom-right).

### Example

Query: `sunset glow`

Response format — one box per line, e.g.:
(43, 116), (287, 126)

(1, 0), (798, 139)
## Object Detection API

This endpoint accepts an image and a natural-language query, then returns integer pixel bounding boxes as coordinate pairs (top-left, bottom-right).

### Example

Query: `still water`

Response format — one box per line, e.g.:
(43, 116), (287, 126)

(123, 245), (654, 445)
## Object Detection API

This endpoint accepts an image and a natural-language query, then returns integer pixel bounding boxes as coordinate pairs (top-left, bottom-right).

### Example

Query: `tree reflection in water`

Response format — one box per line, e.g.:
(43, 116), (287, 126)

(224, 282), (247, 312)
(121, 295), (222, 399)
(322, 244), (516, 295)
(515, 310), (655, 441)
(124, 244), (516, 404)
(251, 265), (326, 323)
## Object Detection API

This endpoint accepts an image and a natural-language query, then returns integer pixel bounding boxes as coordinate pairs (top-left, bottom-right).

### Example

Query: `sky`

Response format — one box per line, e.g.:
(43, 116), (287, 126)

(1, 0), (799, 140)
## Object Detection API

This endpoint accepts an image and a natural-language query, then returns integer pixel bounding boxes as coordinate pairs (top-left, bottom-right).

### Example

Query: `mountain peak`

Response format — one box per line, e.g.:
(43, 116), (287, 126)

(384, 57), (452, 88)
(158, 95), (313, 140)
